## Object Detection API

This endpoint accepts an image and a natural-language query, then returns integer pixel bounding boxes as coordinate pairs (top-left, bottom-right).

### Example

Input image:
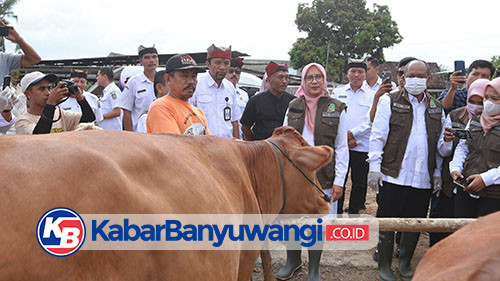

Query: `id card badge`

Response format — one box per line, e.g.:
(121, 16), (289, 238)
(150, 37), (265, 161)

(224, 106), (231, 121)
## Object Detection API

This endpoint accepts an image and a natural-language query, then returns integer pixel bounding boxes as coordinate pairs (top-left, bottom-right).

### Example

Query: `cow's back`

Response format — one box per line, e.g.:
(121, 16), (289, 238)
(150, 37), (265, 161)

(0, 131), (255, 280)
(413, 211), (500, 281)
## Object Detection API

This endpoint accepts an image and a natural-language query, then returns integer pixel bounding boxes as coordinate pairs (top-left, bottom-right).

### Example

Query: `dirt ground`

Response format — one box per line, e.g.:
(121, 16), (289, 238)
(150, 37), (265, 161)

(251, 178), (430, 281)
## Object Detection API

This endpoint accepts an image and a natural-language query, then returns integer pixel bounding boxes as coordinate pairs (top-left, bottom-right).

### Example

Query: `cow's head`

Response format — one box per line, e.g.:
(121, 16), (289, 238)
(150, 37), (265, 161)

(268, 126), (332, 215)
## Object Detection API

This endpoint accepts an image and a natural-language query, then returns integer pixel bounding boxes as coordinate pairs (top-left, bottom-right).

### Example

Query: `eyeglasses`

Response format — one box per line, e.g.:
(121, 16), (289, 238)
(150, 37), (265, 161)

(397, 70), (405, 76)
(305, 74), (323, 82)
(228, 69), (241, 74)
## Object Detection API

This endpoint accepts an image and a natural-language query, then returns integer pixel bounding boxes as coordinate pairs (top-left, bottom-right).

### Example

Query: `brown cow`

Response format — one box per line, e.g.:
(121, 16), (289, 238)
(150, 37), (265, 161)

(0, 126), (331, 281)
(413, 211), (500, 281)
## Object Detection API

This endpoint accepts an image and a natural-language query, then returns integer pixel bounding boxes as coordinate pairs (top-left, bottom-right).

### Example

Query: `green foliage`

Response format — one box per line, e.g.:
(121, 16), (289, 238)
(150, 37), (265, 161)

(491, 55), (500, 68)
(289, 0), (403, 81)
(0, 0), (20, 52)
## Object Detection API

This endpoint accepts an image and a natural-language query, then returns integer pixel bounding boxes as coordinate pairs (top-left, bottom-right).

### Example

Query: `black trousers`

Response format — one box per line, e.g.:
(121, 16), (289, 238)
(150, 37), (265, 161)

(338, 150), (368, 214)
(429, 193), (455, 247)
(454, 187), (500, 218)
(376, 181), (432, 218)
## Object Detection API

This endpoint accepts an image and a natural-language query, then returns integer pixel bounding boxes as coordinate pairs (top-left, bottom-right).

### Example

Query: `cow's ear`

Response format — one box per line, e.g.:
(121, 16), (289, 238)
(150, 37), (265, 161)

(292, 145), (333, 171)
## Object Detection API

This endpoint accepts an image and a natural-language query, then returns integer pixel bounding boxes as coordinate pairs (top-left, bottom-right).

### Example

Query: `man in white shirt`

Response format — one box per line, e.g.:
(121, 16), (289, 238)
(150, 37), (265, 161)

(58, 69), (103, 124)
(332, 58), (374, 214)
(190, 44), (240, 138)
(120, 45), (158, 131)
(364, 56), (397, 92)
(225, 57), (249, 139)
(367, 60), (446, 281)
(96, 67), (122, 130)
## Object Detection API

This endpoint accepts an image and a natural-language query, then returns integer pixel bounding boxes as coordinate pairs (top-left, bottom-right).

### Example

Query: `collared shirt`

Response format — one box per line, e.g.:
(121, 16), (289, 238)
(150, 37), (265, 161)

(363, 76), (397, 92)
(438, 87), (468, 115)
(189, 74), (240, 138)
(283, 111), (349, 187)
(449, 120), (500, 189)
(235, 86), (249, 139)
(99, 83), (122, 130)
(59, 92), (103, 123)
(368, 93), (446, 189)
(120, 72), (155, 132)
(240, 90), (296, 140)
(332, 83), (374, 152)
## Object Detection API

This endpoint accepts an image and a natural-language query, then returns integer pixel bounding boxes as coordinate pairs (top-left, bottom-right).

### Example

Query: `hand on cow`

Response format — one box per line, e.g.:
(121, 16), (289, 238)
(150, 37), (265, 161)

(47, 82), (69, 106)
(450, 171), (463, 181)
(433, 176), (442, 197)
(444, 127), (455, 142)
(465, 174), (486, 193)
(368, 171), (383, 193)
(331, 185), (343, 202)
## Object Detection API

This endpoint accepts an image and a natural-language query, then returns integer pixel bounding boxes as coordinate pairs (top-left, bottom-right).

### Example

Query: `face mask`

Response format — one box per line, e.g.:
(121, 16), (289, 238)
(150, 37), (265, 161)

(484, 100), (500, 116)
(404, 77), (427, 96)
(467, 103), (483, 116)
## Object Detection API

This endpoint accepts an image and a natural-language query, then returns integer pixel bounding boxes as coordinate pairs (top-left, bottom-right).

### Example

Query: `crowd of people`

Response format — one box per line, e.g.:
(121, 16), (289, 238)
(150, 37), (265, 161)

(0, 22), (499, 281)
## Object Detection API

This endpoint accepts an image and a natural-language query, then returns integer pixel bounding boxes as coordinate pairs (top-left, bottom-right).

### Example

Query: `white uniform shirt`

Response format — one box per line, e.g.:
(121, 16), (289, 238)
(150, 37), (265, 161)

(450, 120), (500, 188)
(99, 83), (122, 130)
(120, 72), (155, 132)
(235, 86), (249, 139)
(190, 74), (241, 138)
(136, 113), (148, 133)
(368, 94), (445, 189)
(59, 92), (103, 123)
(332, 83), (374, 152)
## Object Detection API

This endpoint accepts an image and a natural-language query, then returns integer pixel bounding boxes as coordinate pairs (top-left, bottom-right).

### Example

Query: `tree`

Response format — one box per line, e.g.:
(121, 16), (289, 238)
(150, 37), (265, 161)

(289, 0), (403, 81)
(0, 0), (20, 52)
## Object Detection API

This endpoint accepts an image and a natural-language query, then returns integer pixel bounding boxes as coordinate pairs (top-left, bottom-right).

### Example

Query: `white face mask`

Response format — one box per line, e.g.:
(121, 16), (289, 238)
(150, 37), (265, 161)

(404, 77), (427, 96)
(467, 103), (483, 116)
(484, 100), (500, 116)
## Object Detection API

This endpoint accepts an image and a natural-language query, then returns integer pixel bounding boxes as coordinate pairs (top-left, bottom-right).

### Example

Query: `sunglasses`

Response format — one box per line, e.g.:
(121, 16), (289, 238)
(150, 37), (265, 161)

(228, 69), (241, 74)
(398, 70), (405, 76)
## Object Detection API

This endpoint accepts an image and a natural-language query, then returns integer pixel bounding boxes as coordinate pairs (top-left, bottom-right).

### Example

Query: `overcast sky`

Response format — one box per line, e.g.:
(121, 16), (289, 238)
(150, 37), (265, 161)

(6, 0), (499, 70)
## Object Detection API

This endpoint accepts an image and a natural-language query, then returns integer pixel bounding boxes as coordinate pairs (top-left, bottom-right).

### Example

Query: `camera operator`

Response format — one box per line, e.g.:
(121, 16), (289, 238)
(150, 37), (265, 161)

(15, 71), (95, 134)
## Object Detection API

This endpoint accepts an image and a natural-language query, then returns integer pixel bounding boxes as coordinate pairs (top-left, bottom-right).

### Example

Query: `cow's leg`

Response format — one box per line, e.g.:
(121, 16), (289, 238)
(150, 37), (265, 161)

(398, 232), (420, 280)
(260, 250), (274, 281)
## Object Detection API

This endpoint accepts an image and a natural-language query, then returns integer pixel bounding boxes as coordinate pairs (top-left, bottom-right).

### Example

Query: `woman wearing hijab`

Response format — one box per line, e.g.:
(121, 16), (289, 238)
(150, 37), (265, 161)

(277, 63), (348, 281)
(430, 78), (488, 246)
(450, 77), (500, 218)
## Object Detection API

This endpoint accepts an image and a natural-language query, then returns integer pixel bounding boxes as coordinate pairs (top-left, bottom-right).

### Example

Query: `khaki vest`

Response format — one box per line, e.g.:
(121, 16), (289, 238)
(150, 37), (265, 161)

(462, 115), (500, 198)
(441, 106), (468, 197)
(287, 96), (347, 189)
(381, 90), (443, 183)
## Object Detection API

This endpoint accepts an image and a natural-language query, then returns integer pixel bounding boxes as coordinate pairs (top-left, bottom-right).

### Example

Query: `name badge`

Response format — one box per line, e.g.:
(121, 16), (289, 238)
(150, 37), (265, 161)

(393, 103), (410, 110)
(470, 120), (482, 127)
(427, 108), (442, 115)
(338, 95), (348, 99)
(322, 112), (340, 118)
(224, 106), (231, 121)
(452, 122), (465, 129)
(138, 89), (146, 93)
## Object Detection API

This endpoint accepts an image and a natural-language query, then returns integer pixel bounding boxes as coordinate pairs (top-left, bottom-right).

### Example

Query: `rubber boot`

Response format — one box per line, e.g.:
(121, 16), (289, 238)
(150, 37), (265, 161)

(307, 249), (322, 281)
(398, 232), (420, 280)
(378, 231), (396, 281)
(276, 248), (303, 280)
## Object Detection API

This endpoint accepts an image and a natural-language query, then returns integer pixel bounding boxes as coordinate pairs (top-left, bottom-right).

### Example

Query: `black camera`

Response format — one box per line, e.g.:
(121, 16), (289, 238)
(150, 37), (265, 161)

(61, 80), (79, 96)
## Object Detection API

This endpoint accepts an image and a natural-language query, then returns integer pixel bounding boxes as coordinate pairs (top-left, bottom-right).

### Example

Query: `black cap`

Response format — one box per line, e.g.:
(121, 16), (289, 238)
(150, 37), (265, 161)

(165, 54), (206, 73)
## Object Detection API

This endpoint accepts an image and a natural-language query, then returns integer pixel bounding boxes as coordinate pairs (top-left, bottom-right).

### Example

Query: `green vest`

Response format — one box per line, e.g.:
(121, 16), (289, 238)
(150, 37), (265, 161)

(287, 96), (347, 189)
(441, 106), (468, 197)
(462, 115), (500, 198)
(381, 90), (443, 184)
